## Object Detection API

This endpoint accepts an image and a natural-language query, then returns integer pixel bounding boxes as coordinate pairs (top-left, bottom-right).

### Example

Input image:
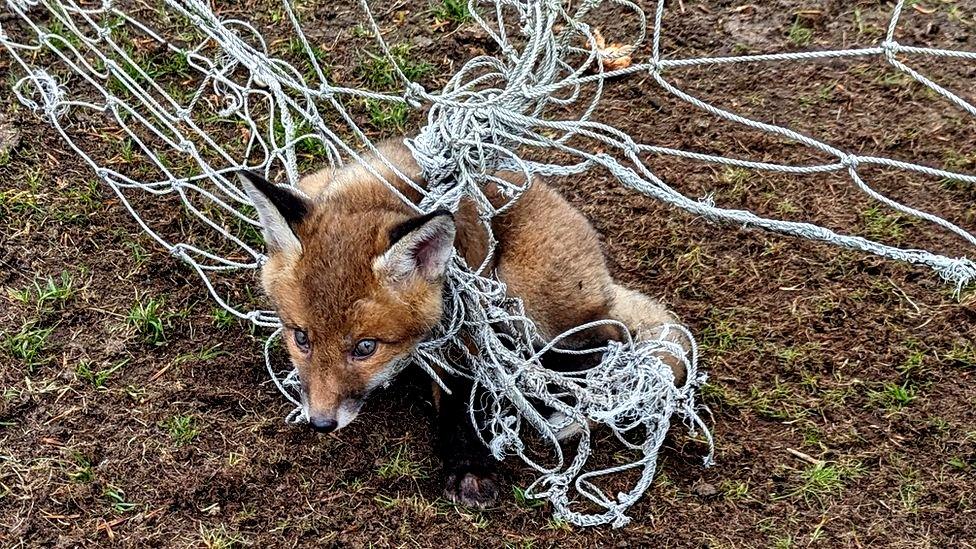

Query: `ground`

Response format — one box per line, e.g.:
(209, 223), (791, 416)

(2, 0), (976, 547)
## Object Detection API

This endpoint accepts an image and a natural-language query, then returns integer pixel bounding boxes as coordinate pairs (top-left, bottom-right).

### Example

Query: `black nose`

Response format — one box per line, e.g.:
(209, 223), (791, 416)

(308, 416), (338, 434)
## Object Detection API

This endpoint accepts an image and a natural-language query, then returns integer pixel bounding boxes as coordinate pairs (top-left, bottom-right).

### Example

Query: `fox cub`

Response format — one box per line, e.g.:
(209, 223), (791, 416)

(239, 140), (686, 508)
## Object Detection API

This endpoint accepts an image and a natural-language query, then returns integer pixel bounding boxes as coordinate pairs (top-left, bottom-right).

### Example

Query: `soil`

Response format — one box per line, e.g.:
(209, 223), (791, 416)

(2, 1), (976, 547)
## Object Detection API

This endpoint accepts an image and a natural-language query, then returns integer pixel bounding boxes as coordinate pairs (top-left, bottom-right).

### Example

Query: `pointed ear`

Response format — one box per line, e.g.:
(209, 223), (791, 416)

(237, 170), (310, 255)
(376, 210), (456, 284)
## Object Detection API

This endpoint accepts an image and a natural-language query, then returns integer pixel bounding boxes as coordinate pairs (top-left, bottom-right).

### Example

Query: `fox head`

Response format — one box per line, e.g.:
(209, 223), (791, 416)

(238, 170), (455, 434)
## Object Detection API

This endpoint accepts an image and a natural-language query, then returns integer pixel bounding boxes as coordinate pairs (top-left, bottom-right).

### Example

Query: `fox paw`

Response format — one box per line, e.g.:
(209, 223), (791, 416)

(443, 470), (498, 509)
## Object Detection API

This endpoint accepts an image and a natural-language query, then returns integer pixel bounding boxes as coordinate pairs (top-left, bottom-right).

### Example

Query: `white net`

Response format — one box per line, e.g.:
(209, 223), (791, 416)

(2, 0), (974, 528)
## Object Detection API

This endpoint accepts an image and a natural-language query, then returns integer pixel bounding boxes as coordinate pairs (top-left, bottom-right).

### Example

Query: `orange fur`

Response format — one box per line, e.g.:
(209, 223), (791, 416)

(258, 139), (685, 424)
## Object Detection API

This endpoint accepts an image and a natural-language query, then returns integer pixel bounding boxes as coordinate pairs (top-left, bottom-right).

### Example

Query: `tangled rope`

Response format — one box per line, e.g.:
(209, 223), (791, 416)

(2, 0), (973, 527)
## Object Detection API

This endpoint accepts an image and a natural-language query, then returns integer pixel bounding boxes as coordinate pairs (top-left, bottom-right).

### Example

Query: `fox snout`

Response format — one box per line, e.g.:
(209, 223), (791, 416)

(305, 396), (365, 434)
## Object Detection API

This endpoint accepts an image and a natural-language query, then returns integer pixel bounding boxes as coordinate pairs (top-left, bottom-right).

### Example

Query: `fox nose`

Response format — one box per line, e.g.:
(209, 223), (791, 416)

(308, 415), (338, 434)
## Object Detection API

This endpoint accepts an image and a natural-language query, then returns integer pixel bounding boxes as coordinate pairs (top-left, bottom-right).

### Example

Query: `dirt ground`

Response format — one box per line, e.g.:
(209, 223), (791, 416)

(2, 0), (976, 547)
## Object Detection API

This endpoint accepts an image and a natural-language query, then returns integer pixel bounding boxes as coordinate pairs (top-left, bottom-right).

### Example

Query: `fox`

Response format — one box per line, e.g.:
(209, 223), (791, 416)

(238, 139), (689, 508)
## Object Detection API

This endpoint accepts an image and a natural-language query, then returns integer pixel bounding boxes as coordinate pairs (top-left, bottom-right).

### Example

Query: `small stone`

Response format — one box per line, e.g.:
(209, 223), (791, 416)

(0, 114), (22, 158)
(692, 481), (717, 498)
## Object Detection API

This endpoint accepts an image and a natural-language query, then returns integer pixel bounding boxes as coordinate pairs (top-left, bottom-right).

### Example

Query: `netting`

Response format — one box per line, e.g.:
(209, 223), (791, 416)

(3, 0), (974, 528)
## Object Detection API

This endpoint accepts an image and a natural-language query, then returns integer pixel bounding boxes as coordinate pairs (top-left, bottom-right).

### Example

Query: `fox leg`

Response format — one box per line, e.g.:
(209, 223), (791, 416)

(432, 374), (499, 508)
(608, 283), (691, 386)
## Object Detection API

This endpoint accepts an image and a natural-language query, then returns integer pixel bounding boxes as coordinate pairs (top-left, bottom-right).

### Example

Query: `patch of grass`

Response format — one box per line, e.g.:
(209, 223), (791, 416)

(66, 452), (95, 483)
(63, 180), (101, 216)
(775, 198), (799, 216)
(747, 379), (805, 421)
(75, 360), (125, 389)
(718, 166), (751, 201)
(944, 342), (976, 367)
(3, 322), (55, 369)
(896, 348), (926, 377)
(544, 517), (571, 531)
(861, 206), (906, 243)
(432, 0), (473, 25)
(103, 486), (137, 513)
(125, 239), (149, 269)
(868, 381), (916, 411)
(164, 414), (199, 445)
(365, 99), (410, 131)
(699, 316), (755, 355)
(127, 294), (166, 344)
(376, 444), (426, 479)
(212, 308), (237, 329)
(9, 271), (76, 312)
(0, 187), (43, 217)
(784, 461), (861, 504)
(513, 486), (545, 509)
(357, 44), (433, 91)
(720, 479), (750, 501)
(787, 17), (813, 47)
(948, 456), (970, 471)
(199, 524), (246, 549)
(174, 344), (230, 365)
(898, 469), (922, 512)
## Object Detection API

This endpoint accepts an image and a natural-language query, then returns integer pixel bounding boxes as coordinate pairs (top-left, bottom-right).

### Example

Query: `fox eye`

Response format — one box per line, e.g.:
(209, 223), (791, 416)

(352, 339), (377, 359)
(293, 328), (310, 352)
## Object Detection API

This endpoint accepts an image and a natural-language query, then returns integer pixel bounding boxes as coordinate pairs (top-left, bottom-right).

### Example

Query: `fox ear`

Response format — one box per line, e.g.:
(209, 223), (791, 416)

(377, 210), (456, 283)
(237, 170), (310, 255)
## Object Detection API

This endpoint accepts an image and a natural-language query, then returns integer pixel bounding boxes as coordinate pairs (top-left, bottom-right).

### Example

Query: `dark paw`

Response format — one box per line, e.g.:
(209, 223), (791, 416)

(443, 470), (499, 509)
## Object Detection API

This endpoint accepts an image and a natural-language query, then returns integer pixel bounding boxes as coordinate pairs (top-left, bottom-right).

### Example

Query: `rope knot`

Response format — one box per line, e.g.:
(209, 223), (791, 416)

(316, 82), (334, 99)
(841, 154), (859, 169)
(882, 40), (901, 62)
(169, 243), (190, 261)
(403, 82), (426, 108)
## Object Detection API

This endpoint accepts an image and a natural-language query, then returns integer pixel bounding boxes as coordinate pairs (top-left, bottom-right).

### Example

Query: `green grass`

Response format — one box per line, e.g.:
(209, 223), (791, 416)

(720, 479), (750, 501)
(199, 524), (247, 549)
(365, 99), (410, 131)
(376, 445), (426, 479)
(784, 461), (861, 504)
(896, 348), (926, 377)
(512, 486), (545, 509)
(9, 272), (76, 312)
(212, 308), (237, 328)
(944, 342), (976, 367)
(718, 166), (751, 202)
(127, 294), (166, 344)
(103, 486), (138, 513)
(164, 414), (199, 446)
(75, 360), (125, 389)
(861, 206), (906, 243)
(66, 452), (96, 483)
(173, 344), (230, 365)
(432, 0), (473, 24)
(357, 44), (433, 91)
(787, 18), (813, 47)
(3, 322), (55, 369)
(126, 240), (149, 268)
(868, 381), (916, 411)
(897, 469), (922, 512)
(699, 316), (755, 355)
